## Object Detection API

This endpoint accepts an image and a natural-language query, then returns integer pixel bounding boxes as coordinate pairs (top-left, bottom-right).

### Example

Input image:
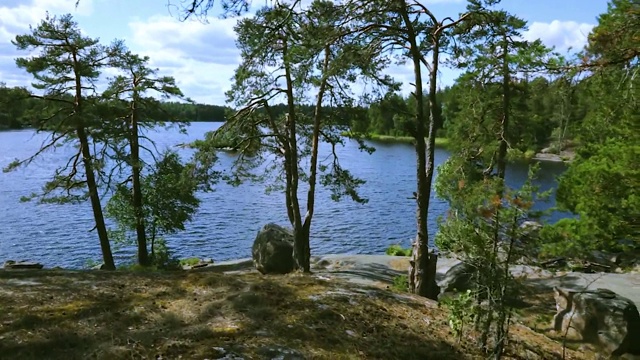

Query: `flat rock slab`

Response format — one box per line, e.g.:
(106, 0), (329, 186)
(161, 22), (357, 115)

(311, 255), (640, 308)
(3, 261), (44, 270)
(187, 254), (640, 308)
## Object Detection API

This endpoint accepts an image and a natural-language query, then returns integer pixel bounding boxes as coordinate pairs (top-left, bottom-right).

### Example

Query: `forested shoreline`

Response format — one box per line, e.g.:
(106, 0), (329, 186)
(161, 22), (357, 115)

(0, 89), (231, 129)
(2, 73), (587, 159)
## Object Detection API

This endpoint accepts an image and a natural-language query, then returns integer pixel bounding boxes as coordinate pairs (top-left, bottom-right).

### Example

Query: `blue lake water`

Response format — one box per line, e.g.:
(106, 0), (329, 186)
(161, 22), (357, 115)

(0, 122), (568, 268)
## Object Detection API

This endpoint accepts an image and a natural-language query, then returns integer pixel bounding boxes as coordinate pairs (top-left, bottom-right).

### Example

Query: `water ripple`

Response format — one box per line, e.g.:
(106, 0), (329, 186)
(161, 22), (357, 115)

(0, 123), (568, 268)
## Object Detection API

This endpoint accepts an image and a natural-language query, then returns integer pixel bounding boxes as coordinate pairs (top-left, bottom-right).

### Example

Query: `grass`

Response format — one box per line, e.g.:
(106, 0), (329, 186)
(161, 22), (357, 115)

(0, 267), (599, 360)
(341, 131), (450, 147)
(391, 275), (410, 293)
(385, 244), (412, 256)
(506, 148), (537, 161)
(179, 257), (202, 266)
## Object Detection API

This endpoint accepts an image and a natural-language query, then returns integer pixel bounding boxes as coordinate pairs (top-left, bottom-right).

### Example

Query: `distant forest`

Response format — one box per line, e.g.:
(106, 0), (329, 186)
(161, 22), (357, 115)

(0, 74), (595, 156)
(0, 86), (231, 129)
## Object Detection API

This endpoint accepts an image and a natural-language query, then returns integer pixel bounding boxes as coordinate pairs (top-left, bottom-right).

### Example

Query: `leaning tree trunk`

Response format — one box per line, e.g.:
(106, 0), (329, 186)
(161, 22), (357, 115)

(77, 126), (116, 270)
(72, 51), (115, 270)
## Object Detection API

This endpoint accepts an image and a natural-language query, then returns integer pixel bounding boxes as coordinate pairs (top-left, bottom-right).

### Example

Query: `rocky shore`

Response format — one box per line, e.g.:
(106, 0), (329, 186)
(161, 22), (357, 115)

(4, 253), (639, 307)
(2, 253), (640, 358)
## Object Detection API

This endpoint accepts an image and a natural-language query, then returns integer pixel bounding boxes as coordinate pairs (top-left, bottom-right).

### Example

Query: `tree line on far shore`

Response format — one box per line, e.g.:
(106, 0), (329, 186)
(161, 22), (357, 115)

(0, 87), (231, 130)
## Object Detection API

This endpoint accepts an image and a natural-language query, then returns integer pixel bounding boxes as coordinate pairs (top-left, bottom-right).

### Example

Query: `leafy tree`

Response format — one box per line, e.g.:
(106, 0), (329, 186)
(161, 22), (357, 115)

(351, 0), (474, 299)
(106, 150), (201, 267)
(7, 14), (117, 270)
(103, 46), (191, 266)
(437, 4), (553, 356)
(543, 0), (640, 256)
(200, 0), (389, 272)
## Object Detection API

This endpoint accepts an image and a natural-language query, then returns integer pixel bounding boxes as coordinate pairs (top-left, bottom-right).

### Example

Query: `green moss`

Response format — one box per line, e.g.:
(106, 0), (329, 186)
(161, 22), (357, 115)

(179, 257), (201, 266)
(506, 148), (537, 161)
(385, 244), (412, 256)
(341, 132), (449, 147)
(391, 275), (409, 293)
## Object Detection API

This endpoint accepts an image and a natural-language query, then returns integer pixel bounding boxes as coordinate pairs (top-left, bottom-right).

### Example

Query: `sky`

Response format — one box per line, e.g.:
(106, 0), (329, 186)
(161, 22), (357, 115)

(0, 0), (610, 105)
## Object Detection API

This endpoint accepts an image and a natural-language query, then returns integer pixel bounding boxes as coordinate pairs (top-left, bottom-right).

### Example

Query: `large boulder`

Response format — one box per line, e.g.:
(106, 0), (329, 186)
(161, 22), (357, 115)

(252, 223), (295, 275)
(553, 287), (640, 356)
(438, 261), (476, 296)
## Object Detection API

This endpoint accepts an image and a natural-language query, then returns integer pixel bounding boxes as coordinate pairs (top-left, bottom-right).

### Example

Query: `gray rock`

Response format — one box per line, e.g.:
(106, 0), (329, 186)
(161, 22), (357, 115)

(438, 261), (476, 294)
(520, 220), (542, 233)
(92, 263), (106, 270)
(3, 260), (44, 269)
(252, 223), (295, 275)
(257, 345), (305, 360)
(587, 250), (619, 270)
(553, 287), (640, 356)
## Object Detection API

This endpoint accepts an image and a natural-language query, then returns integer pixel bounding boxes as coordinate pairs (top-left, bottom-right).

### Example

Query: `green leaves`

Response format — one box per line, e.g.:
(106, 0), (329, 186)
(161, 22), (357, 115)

(106, 150), (201, 244)
(537, 1), (640, 256)
(587, 0), (640, 67)
(550, 140), (640, 254)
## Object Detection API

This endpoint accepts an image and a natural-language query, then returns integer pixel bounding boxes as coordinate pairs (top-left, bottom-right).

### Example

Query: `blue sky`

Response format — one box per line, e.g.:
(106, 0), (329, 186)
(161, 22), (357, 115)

(0, 0), (610, 105)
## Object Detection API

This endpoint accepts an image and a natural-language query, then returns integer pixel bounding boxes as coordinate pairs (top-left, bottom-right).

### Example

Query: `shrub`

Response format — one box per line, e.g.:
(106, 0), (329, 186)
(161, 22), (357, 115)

(391, 275), (409, 293)
(385, 244), (412, 256)
(179, 257), (201, 266)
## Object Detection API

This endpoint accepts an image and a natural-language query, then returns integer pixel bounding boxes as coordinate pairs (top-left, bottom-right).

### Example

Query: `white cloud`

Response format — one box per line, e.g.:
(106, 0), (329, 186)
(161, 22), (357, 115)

(524, 20), (594, 52)
(126, 15), (243, 104)
(0, 0), (94, 87)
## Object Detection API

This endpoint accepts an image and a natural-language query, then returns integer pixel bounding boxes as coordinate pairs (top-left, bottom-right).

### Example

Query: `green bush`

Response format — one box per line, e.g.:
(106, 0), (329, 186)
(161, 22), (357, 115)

(391, 275), (409, 293)
(385, 244), (412, 256)
(150, 238), (181, 270)
(179, 257), (201, 266)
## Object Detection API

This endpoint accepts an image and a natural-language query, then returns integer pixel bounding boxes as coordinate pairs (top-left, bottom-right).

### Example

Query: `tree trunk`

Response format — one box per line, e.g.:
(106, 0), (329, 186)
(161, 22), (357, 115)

(72, 50), (115, 270)
(399, 4), (439, 300)
(130, 87), (149, 266)
(497, 33), (510, 182)
(298, 46), (331, 273)
(282, 39), (306, 272)
(77, 126), (116, 270)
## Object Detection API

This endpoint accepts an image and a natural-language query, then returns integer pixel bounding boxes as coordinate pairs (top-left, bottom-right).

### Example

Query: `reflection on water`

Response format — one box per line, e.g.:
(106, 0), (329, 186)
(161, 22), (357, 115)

(0, 123), (568, 268)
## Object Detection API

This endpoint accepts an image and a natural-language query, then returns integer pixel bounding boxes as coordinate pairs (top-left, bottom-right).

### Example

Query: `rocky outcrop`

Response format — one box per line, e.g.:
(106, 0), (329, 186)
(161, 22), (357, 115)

(3, 260), (44, 269)
(553, 287), (640, 356)
(438, 261), (476, 297)
(252, 223), (295, 275)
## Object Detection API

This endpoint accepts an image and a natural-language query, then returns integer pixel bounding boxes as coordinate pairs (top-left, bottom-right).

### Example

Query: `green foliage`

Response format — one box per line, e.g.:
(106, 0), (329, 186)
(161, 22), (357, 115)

(441, 290), (476, 342)
(587, 0), (640, 67)
(0, 84), (36, 130)
(149, 238), (182, 270)
(105, 150), (201, 260)
(385, 244), (412, 256)
(179, 257), (201, 266)
(436, 7), (555, 354)
(545, 140), (640, 255)
(390, 275), (409, 293)
(540, 0), (640, 256)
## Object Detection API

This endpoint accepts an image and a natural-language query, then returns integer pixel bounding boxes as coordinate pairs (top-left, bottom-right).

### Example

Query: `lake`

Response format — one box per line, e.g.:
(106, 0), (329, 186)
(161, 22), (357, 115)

(0, 122), (568, 269)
